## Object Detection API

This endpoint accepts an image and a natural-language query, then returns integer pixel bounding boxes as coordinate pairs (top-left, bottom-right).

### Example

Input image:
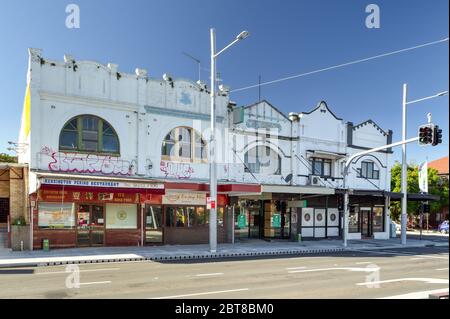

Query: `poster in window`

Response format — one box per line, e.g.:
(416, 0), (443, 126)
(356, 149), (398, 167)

(106, 204), (137, 229)
(38, 202), (75, 229)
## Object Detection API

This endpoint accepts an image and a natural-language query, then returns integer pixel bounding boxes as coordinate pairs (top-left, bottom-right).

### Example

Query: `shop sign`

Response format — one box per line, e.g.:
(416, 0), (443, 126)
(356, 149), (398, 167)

(287, 200), (308, 208)
(237, 214), (247, 228)
(162, 192), (206, 205)
(40, 178), (164, 190)
(38, 189), (140, 204)
(206, 197), (216, 209)
(272, 213), (281, 227)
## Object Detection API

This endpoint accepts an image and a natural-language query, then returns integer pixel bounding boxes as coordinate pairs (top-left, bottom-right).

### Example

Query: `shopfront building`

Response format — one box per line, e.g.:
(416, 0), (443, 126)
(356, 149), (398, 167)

(142, 190), (229, 245)
(31, 176), (164, 249)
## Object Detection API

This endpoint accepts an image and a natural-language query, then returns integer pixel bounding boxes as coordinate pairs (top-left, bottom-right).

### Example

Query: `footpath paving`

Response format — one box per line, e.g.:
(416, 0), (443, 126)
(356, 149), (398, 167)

(0, 236), (447, 268)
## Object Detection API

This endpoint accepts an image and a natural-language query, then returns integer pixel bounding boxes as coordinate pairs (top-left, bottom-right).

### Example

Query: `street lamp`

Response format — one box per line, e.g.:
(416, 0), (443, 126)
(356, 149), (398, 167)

(400, 84), (448, 245)
(209, 28), (250, 253)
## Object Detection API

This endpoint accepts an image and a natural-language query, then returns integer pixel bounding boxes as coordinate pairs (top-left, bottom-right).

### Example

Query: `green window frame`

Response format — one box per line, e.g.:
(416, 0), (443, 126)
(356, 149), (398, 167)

(59, 115), (120, 155)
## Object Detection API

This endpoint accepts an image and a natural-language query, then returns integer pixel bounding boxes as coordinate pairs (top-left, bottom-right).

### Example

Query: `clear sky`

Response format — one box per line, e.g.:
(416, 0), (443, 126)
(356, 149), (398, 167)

(0, 0), (448, 165)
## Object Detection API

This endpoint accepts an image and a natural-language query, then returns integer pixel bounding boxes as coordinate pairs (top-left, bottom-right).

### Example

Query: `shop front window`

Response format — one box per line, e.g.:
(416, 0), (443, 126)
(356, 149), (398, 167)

(372, 206), (384, 232)
(349, 205), (360, 233)
(196, 207), (209, 225)
(165, 206), (209, 227)
(38, 202), (75, 229)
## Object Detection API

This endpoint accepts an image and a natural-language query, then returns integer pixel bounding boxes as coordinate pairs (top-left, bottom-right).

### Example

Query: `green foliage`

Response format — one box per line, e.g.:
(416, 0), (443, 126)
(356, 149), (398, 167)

(0, 153), (17, 163)
(390, 161), (448, 221)
(12, 216), (26, 226)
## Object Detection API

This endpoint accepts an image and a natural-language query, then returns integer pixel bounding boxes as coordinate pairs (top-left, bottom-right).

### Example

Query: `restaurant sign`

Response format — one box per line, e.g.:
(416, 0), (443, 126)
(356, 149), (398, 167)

(162, 192), (206, 205)
(38, 189), (140, 204)
(40, 178), (164, 190)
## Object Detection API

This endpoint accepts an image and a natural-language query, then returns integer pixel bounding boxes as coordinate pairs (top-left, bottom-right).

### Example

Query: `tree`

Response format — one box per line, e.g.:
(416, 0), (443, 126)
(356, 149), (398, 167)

(390, 161), (448, 221)
(0, 153), (17, 163)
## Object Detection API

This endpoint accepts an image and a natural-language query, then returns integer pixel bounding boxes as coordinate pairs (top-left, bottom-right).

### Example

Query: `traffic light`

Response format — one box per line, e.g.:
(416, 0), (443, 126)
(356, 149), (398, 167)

(432, 125), (443, 146)
(418, 124), (434, 145)
(422, 203), (430, 214)
(337, 194), (344, 211)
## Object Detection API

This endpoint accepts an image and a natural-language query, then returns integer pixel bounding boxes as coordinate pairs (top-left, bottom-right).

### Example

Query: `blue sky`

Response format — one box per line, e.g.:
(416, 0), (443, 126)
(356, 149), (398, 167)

(0, 0), (448, 165)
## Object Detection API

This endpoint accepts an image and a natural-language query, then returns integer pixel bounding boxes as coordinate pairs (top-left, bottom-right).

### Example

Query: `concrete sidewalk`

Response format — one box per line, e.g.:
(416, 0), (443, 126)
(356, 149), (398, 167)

(0, 237), (447, 268)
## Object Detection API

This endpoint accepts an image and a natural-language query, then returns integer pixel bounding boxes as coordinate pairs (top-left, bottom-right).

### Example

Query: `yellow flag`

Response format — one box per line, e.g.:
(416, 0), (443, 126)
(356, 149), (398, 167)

(20, 83), (31, 138)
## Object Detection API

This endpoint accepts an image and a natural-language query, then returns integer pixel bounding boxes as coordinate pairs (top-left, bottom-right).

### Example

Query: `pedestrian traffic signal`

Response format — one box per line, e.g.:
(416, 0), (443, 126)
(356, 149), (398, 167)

(432, 125), (443, 146)
(337, 194), (344, 211)
(418, 124), (434, 145)
(422, 203), (430, 214)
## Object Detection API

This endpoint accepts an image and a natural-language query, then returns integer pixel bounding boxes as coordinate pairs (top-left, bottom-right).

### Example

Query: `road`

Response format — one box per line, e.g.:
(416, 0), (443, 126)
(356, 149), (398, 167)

(0, 246), (448, 299)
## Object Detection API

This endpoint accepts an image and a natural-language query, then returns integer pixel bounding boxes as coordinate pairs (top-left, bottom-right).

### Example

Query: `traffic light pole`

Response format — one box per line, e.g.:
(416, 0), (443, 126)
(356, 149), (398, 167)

(401, 84), (448, 245)
(401, 84), (408, 245)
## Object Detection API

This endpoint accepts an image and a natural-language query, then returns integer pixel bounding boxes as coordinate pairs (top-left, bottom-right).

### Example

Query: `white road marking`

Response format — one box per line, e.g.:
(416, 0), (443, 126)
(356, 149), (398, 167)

(355, 262), (372, 265)
(79, 281), (112, 286)
(379, 288), (449, 299)
(353, 249), (449, 259)
(289, 266), (379, 274)
(150, 288), (249, 299)
(285, 267), (307, 270)
(36, 268), (120, 275)
(436, 268), (449, 271)
(194, 272), (224, 277)
(409, 258), (426, 261)
(357, 277), (449, 286)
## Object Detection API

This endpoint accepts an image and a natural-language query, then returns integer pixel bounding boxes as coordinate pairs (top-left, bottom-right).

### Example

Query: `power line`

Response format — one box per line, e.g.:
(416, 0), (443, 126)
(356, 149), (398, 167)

(231, 37), (449, 93)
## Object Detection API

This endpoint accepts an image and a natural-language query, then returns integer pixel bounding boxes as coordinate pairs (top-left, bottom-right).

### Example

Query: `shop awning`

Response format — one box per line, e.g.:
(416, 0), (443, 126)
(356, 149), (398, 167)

(164, 181), (261, 196)
(261, 185), (335, 195)
(335, 188), (440, 201)
(306, 150), (347, 160)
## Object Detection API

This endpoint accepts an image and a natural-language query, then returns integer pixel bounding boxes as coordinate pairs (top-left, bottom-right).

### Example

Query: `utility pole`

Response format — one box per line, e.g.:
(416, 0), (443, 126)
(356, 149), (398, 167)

(209, 29), (250, 253)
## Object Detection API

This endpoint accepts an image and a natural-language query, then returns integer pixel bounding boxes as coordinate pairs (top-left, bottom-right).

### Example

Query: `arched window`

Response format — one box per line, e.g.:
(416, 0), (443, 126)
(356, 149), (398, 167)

(59, 115), (120, 154)
(161, 127), (207, 162)
(244, 146), (281, 175)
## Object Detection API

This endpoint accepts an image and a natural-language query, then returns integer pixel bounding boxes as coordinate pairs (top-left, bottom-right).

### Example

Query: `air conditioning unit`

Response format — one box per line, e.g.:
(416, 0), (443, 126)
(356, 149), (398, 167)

(309, 175), (322, 186)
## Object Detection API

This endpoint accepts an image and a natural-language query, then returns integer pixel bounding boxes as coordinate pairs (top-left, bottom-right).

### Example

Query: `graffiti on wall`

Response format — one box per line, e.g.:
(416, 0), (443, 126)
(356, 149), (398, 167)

(41, 146), (136, 176)
(160, 161), (194, 179)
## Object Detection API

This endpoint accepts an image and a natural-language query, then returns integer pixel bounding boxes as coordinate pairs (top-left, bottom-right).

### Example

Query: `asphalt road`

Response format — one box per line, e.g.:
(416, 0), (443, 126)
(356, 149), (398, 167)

(0, 246), (448, 299)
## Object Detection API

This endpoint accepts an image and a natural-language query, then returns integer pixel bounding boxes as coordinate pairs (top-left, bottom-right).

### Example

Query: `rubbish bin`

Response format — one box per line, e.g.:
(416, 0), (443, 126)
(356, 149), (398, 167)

(42, 239), (50, 251)
(297, 233), (302, 242)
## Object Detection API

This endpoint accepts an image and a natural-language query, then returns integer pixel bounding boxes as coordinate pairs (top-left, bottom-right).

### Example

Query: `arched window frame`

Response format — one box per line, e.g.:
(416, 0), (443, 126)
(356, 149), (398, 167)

(59, 115), (120, 156)
(244, 145), (282, 175)
(161, 126), (207, 163)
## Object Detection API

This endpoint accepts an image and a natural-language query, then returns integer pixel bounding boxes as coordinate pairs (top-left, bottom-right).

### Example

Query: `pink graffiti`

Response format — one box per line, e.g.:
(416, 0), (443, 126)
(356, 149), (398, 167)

(160, 161), (194, 179)
(41, 147), (135, 176)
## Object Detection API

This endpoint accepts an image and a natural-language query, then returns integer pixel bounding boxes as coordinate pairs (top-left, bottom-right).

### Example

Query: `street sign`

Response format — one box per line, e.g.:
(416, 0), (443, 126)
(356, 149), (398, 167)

(237, 214), (247, 228)
(272, 214), (281, 227)
(418, 161), (428, 193)
(206, 197), (216, 209)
